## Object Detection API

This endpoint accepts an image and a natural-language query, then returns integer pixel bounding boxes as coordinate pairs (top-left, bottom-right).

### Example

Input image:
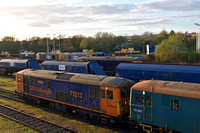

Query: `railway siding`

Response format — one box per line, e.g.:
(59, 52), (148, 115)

(0, 103), (77, 133)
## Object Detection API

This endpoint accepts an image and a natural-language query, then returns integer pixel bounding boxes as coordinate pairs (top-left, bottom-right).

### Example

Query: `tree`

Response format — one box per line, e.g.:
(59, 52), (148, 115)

(0, 35), (21, 53)
(155, 34), (186, 62)
(151, 35), (168, 45)
(1, 35), (18, 42)
(111, 36), (127, 51)
(169, 30), (175, 36)
(159, 29), (168, 36)
(62, 35), (85, 52)
(80, 37), (95, 50)
(94, 32), (114, 52)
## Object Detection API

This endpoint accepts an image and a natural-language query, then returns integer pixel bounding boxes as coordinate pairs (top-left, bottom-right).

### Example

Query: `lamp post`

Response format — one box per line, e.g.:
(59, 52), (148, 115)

(194, 23), (200, 53)
(46, 34), (49, 53)
(53, 34), (56, 52)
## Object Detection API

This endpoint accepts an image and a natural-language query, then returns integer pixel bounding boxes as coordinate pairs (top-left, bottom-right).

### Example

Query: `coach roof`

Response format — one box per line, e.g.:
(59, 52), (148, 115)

(131, 80), (200, 99)
(17, 69), (134, 88)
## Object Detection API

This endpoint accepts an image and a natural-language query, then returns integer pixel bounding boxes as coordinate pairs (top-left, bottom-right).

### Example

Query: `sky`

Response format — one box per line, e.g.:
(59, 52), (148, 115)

(0, 0), (200, 40)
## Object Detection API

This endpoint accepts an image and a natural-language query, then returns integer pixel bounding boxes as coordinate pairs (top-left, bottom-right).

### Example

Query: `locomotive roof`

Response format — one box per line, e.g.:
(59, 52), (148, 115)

(17, 69), (134, 88)
(78, 56), (134, 61)
(131, 80), (200, 99)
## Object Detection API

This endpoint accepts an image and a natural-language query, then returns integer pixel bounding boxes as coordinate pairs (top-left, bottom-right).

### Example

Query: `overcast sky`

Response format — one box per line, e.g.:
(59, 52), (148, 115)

(0, 0), (200, 40)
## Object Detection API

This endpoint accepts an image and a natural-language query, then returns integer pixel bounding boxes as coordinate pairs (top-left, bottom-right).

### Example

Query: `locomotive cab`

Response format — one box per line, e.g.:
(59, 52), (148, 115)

(100, 85), (132, 119)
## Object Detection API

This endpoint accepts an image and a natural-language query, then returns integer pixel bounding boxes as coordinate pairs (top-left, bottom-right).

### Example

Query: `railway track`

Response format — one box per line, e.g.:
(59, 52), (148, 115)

(0, 103), (77, 133)
(0, 88), (25, 102)
(0, 88), (135, 132)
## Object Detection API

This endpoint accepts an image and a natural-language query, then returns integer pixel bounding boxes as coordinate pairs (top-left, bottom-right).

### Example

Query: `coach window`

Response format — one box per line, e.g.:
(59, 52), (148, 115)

(136, 93), (144, 105)
(171, 99), (179, 111)
(107, 90), (113, 100)
(146, 95), (152, 106)
(101, 90), (105, 98)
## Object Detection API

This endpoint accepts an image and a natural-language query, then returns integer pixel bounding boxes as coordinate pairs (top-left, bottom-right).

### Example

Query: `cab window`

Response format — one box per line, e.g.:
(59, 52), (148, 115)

(121, 87), (130, 98)
(136, 93), (144, 105)
(146, 95), (152, 106)
(17, 77), (21, 83)
(107, 90), (113, 100)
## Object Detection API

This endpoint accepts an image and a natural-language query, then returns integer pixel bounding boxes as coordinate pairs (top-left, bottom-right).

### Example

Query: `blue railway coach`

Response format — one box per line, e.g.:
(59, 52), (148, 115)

(130, 80), (200, 133)
(0, 59), (40, 75)
(41, 61), (106, 75)
(116, 63), (200, 83)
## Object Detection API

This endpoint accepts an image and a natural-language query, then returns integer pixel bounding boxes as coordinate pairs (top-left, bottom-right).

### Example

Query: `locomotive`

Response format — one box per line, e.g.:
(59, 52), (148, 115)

(15, 69), (134, 123)
(131, 80), (200, 133)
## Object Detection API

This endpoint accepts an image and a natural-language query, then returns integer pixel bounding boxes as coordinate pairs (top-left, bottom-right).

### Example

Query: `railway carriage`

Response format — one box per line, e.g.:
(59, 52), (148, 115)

(41, 61), (106, 75)
(0, 59), (40, 75)
(116, 63), (200, 83)
(19, 52), (36, 59)
(36, 52), (64, 62)
(130, 80), (200, 133)
(16, 69), (134, 123)
(78, 56), (143, 75)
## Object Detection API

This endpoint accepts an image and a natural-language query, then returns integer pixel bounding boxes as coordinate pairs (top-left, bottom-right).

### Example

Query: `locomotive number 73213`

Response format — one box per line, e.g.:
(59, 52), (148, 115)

(70, 90), (82, 98)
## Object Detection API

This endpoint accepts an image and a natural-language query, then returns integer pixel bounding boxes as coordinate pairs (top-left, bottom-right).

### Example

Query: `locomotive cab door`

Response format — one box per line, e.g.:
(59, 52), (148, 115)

(16, 74), (23, 93)
(132, 91), (152, 122)
(100, 87), (118, 116)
